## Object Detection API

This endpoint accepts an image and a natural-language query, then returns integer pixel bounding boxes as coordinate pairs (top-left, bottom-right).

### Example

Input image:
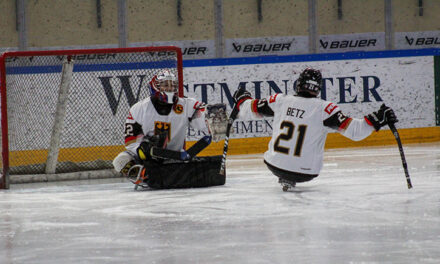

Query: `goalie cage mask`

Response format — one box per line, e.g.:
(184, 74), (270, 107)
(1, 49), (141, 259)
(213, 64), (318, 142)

(295, 68), (322, 97)
(149, 70), (178, 104)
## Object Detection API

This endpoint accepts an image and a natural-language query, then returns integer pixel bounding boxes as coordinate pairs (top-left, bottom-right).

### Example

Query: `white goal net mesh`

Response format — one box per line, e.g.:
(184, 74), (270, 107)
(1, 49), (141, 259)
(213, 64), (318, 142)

(0, 47), (183, 187)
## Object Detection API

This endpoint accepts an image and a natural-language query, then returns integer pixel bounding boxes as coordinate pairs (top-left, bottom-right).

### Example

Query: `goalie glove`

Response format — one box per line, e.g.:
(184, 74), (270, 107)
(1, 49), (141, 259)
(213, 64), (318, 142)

(137, 133), (169, 161)
(365, 104), (398, 131)
(137, 133), (192, 161)
(206, 104), (228, 142)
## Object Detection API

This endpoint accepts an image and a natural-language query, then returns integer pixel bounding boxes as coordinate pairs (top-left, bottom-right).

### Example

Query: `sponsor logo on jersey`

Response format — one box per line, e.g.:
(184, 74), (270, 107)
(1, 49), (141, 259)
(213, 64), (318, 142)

(325, 103), (337, 114)
(154, 121), (171, 140)
(174, 104), (184, 114)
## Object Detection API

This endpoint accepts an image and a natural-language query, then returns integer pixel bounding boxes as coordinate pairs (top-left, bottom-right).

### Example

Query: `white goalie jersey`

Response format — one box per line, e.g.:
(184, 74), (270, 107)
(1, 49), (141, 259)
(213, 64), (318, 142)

(124, 97), (209, 154)
(239, 93), (375, 175)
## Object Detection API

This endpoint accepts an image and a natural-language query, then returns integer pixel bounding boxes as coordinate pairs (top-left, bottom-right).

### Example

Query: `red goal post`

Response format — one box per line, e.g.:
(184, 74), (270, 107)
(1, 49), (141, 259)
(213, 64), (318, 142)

(0, 46), (184, 189)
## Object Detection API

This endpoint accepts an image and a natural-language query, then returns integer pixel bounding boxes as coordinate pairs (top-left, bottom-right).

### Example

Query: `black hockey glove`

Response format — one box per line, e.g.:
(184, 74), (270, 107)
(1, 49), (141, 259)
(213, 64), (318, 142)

(365, 104), (398, 131)
(137, 133), (169, 161)
(233, 89), (252, 110)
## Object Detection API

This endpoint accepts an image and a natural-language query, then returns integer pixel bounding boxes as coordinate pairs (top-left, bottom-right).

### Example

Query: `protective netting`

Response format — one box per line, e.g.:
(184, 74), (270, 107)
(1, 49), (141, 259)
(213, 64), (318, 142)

(1, 47), (182, 175)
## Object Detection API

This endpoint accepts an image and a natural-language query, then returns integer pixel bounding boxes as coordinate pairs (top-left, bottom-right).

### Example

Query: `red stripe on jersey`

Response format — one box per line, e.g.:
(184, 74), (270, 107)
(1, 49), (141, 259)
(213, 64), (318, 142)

(339, 117), (352, 131)
(193, 101), (206, 112)
(125, 136), (137, 146)
(364, 116), (373, 127)
(251, 100), (259, 113)
(269, 93), (279, 103)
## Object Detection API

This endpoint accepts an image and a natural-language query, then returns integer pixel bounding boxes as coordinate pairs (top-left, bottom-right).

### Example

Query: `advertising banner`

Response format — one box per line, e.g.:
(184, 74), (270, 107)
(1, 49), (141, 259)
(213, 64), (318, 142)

(5, 54), (436, 147)
(318, 32), (385, 53)
(183, 56), (435, 140)
(225, 36), (309, 57)
(131, 39), (216, 59)
(395, 31), (440, 50)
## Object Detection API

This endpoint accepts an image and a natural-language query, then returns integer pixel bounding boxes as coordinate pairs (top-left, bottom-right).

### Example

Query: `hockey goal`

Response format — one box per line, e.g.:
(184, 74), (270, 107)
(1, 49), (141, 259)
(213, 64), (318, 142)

(0, 46), (183, 189)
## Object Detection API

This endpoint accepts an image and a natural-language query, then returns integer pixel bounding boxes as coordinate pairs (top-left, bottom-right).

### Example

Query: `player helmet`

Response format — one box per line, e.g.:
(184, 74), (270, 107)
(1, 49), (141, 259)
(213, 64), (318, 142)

(149, 70), (178, 104)
(295, 68), (322, 97)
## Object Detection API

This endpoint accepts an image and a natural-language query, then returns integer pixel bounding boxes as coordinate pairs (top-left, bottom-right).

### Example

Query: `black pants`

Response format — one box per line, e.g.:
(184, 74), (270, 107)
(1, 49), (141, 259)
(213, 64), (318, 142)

(144, 156), (225, 189)
(264, 160), (318, 183)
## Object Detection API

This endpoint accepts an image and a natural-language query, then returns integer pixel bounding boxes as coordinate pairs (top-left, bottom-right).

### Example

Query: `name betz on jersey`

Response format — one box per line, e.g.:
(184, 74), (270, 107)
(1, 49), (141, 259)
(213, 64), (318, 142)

(286, 107), (305, 118)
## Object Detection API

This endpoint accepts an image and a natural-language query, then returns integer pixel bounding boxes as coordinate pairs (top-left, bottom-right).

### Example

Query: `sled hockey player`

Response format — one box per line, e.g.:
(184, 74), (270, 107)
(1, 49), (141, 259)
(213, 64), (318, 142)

(233, 68), (398, 191)
(112, 70), (228, 190)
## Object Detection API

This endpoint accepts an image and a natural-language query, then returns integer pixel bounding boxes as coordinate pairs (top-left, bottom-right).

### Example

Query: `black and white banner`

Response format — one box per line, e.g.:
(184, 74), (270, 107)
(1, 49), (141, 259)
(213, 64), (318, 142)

(395, 31), (440, 49)
(131, 39), (216, 59)
(225, 36), (309, 57)
(319, 32), (385, 53)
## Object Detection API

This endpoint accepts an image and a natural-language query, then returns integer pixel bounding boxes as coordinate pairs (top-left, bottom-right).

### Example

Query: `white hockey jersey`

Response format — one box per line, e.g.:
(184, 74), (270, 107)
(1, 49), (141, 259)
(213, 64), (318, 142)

(124, 97), (209, 154)
(239, 93), (375, 175)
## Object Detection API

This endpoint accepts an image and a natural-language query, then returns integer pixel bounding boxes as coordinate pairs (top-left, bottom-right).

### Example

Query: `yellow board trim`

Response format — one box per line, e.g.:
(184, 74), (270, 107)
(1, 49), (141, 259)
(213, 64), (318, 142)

(8, 127), (440, 167)
(9, 145), (125, 167)
(186, 126), (440, 156)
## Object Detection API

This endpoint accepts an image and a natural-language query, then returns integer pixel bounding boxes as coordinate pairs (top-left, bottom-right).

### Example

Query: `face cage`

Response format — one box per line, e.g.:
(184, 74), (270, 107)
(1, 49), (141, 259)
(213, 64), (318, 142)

(156, 80), (178, 93)
(156, 91), (177, 104)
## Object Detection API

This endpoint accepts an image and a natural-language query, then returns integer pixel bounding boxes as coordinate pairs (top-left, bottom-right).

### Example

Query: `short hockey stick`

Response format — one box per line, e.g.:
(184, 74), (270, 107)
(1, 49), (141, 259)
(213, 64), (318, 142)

(150, 135), (211, 160)
(388, 123), (413, 189)
(219, 95), (242, 176)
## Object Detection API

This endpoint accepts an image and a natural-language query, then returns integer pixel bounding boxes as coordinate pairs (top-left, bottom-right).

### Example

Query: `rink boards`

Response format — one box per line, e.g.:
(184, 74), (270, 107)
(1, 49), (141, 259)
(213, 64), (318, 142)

(4, 49), (440, 167)
(7, 126), (440, 167)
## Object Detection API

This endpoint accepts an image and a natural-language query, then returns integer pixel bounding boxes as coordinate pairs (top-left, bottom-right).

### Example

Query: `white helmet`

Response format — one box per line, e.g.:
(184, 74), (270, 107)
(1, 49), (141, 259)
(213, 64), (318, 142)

(149, 70), (178, 104)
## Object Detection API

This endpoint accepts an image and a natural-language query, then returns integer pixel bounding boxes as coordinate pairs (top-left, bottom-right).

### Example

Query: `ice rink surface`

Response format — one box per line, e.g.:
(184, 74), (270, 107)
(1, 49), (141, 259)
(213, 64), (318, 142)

(1, 143), (439, 264)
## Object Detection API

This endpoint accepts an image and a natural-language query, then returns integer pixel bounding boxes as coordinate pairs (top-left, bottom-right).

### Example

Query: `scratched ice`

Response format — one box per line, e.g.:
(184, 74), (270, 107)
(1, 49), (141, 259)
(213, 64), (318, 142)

(0, 143), (439, 264)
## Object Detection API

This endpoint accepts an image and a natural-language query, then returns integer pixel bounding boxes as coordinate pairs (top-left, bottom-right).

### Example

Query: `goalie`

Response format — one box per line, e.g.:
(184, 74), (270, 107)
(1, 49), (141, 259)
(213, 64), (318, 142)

(112, 70), (228, 190)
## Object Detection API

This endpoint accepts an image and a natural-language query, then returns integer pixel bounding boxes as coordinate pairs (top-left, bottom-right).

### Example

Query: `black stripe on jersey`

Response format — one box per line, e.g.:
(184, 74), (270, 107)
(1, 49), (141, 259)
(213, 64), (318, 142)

(125, 122), (143, 140)
(251, 99), (274, 117)
(323, 111), (350, 130)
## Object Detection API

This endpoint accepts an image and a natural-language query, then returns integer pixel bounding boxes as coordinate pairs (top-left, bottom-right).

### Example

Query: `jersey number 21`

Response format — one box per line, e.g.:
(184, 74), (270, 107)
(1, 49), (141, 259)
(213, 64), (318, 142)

(274, 121), (307, 156)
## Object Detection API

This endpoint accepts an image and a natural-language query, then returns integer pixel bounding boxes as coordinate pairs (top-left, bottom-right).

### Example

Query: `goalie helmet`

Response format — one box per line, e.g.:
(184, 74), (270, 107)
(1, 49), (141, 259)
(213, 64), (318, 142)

(295, 68), (322, 97)
(149, 70), (178, 104)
